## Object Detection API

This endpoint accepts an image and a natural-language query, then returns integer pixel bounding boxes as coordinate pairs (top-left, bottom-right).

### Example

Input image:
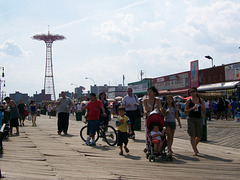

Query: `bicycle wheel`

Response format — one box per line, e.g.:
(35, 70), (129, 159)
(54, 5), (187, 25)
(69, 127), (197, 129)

(103, 125), (117, 146)
(80, 125), (100, 143)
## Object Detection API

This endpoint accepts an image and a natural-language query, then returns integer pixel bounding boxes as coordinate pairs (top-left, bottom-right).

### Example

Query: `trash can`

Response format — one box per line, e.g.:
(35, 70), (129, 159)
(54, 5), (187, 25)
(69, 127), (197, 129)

(40, 109), (46, 115)
(134, 116), (141, 131)
(201, 118), (207, 142)
(234, 110), (240, 122)
(76, 112), (82, 121)
(180, 112), (186, 119)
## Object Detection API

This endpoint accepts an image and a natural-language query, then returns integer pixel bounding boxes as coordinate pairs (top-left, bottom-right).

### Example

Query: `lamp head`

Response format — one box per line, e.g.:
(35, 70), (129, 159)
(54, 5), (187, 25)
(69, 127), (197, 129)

(205, 55), (213, 60)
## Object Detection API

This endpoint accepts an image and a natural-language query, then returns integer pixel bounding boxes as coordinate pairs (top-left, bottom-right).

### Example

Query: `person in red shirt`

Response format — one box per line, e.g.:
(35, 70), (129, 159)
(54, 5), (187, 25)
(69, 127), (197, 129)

(85, 93), (106, 146)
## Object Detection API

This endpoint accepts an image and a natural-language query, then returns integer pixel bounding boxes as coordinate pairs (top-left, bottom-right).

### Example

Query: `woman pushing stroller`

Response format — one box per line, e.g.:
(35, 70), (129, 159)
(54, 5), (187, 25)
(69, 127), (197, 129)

(142, 86), (163, 153)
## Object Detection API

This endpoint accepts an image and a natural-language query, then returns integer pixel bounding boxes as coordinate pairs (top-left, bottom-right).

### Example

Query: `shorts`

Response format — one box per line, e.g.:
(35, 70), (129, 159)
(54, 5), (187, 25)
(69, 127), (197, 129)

(31, 111), (37, 116)
(117, 131), (128, 146)
(187, 117), (203, 137)
(152, 139), (162, 144)
(19, 114), (25, 120)
(165, 121), (176, 129)
(10, 118), (19, 127)
(87, 120), (99, 136)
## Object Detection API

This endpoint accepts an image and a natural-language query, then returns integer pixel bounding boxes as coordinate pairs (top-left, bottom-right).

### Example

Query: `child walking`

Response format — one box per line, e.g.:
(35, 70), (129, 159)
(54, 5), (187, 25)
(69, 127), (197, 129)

(116, 106), (131, 155)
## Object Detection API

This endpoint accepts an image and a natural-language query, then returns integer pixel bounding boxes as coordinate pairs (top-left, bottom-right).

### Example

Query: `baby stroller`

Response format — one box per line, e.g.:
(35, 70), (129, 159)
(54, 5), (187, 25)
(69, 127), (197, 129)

(1, 123), (10, 140)
(146, 110), (169, 162)
(1, 110), (10, 140)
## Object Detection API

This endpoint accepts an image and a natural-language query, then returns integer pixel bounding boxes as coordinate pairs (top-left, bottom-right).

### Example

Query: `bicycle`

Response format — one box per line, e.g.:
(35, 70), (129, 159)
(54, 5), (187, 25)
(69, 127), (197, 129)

(80, 121), (117, 146)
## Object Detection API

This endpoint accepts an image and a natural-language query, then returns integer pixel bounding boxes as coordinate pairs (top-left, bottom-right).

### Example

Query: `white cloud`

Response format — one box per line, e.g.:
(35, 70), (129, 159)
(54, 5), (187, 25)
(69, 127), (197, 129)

(94, 14), (140, 45)
(177, 1), (240, 46)
(95, 21), (134, 44)
(141, 21), (166, 30)
(127, 44), (195, 77)
(0, 40), (30, 57)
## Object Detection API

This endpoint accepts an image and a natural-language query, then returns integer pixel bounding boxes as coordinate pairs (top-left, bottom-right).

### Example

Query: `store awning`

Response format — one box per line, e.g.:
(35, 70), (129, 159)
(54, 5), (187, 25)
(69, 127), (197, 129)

(197, 81), (240, 91)
(158, 88), (189, 95)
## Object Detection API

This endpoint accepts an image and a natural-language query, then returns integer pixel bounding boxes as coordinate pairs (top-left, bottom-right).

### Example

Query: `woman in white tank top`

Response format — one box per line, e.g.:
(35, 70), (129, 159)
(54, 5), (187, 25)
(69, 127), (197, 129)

(142, 86), (163, 153)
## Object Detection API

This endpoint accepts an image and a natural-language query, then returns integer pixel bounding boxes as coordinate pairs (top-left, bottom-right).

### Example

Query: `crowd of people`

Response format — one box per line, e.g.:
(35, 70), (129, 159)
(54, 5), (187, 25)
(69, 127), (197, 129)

(0, 98), (42, 137)
(204, 97), (239, 120)
(1, 86), (239, 158)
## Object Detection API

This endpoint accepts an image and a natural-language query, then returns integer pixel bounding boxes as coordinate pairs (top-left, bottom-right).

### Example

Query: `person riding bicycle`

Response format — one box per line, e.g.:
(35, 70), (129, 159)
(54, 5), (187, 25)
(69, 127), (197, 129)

(84, 93), (106, 146)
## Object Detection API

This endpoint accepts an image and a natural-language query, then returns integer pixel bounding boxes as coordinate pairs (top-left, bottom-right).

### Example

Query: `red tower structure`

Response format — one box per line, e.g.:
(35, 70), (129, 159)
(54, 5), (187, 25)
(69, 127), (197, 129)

(32, 30), (65, 101)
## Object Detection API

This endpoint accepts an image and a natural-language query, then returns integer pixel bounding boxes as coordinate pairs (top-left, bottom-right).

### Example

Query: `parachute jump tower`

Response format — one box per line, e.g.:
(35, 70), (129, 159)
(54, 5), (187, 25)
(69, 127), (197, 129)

(32, 29), (65, 101)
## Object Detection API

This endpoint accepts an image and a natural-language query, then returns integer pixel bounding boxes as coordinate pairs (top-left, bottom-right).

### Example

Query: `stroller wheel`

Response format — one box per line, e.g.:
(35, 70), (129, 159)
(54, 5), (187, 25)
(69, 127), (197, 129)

(153, 156), (156, 162)
(148, 155), (152, 162)
(162, 153), (167, 159)
(168, 155), (172, 161)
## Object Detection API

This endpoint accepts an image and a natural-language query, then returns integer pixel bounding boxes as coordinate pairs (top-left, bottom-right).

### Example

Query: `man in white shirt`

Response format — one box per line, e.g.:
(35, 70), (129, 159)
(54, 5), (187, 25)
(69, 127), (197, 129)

(77, 103), (82, 112)
(122, 87), (139, 139)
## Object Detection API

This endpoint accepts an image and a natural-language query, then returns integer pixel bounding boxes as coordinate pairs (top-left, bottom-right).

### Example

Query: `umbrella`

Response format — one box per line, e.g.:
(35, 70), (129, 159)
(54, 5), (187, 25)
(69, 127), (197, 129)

(173, 95), (184, 101)
(115, 96), (123, 101)
(107, 99), (115, 102)
(81, 100), (88, 104)
(182, 96), (192, 100)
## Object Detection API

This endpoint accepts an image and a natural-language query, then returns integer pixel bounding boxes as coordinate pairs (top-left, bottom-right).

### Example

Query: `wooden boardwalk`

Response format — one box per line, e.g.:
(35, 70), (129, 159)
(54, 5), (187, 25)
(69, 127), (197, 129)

(1, 115), (240, 180)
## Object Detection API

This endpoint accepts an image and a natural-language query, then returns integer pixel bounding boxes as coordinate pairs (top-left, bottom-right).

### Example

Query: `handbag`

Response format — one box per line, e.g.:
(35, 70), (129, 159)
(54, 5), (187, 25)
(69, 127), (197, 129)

(28, 114), (32, 121)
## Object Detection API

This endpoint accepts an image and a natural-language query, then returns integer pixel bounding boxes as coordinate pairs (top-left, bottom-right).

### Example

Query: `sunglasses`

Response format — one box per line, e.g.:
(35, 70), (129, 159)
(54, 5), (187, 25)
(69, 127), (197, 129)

(190, 91), (196, 93)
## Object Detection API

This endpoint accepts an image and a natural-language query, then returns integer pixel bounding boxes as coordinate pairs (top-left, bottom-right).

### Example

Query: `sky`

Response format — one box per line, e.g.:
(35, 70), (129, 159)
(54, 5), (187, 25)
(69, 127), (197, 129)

(1, 0), (240, 98)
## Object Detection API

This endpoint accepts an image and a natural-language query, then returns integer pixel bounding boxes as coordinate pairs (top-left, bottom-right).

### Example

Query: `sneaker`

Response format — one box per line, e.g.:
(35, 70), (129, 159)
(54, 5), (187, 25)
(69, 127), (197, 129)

(132, 134), (135, 139)
(90, 141), (96, 146)
(85, 140), (90, 146)
(124, 147), (129, 153)
(15, 133), (20, 136)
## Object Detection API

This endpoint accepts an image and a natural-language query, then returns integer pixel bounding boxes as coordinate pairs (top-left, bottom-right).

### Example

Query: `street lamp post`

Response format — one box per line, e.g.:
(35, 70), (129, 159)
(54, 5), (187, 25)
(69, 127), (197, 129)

(85, 77), (96, 85)
(71, 83), (79, 100)
(0, 67), (5, 104)
(85, 77), (98, 94)
(205, 55), (214, 67)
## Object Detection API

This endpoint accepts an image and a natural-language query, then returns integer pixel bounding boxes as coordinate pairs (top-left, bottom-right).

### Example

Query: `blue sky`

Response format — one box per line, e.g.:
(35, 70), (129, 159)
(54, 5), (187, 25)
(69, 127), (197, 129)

(1, 0), (240, 97)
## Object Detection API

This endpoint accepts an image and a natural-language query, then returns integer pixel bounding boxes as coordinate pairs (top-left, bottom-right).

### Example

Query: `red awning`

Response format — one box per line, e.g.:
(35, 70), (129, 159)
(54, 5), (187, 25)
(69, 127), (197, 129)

(158, 88), (189, 95)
